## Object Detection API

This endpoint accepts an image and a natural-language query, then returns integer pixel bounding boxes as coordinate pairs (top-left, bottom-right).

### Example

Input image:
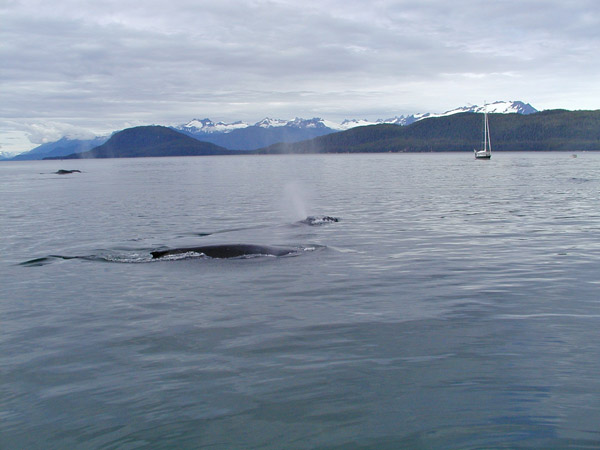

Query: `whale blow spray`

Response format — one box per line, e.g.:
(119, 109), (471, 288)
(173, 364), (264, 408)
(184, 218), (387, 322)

(282, 181), (312, 221)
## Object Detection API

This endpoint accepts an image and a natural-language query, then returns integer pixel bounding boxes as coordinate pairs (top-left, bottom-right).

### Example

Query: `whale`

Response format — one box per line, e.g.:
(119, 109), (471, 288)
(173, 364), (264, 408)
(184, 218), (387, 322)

(55, 169), (81, 174)
(299, 216), (339, 226)
(151, 244), (299, 259)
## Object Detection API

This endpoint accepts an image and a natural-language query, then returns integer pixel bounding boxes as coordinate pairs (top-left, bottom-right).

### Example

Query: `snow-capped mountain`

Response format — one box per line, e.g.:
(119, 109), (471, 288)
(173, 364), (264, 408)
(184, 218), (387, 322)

(177, 101), (536, 135)
(337, 119), (379, 130)
(173, 101), (537, 150)
(255, 117), (289, 128)
(284, 117), (332, 129)
(175, 117), (339, 149)
(178, 117), (335, 134)
(334, 101), (537, 130)
(254, 117), (332, 129)
(336, 116), (416, 130)
(472, 100), (537, 114)
(176, 115), (413, 149)
(178, 118), (249, 134)
(412, 100), (537, 121)
(8, 101), (538, 159)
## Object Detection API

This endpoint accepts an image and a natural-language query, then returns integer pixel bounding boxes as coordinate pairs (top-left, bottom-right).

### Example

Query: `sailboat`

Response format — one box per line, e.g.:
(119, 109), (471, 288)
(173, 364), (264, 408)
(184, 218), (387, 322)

(474, 104), (492, 159)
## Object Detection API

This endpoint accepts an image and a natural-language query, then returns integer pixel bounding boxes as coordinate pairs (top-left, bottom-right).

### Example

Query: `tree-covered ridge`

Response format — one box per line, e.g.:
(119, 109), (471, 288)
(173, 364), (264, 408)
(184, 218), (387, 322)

(258, 110), (600, 153)
(50, 126), (238, 159)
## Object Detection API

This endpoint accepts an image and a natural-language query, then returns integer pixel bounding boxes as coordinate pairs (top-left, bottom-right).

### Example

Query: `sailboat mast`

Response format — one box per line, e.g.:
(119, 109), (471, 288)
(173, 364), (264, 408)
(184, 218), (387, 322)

(474, 101), (492, 159)
(485, 110), (492, 152)
(481, 102), (491, 153)
(481, 104), (487, 152)
(485, 110), (491, 152)
(484, 110), (488, 152)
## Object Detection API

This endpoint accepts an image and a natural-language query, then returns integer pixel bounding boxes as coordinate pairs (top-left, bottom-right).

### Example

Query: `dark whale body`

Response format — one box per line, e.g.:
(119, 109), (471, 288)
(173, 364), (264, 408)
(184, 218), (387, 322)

(55, 169), (81, 174)
(151, 244), (298, 259)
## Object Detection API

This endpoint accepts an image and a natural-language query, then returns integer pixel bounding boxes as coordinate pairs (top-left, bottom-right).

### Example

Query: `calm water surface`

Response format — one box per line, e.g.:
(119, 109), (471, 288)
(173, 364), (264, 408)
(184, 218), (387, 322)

(1, 153), (599, 449)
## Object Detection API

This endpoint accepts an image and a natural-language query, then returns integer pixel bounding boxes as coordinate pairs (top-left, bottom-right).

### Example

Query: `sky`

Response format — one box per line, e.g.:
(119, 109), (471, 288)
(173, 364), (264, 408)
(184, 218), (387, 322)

(1, 0), (599, 155)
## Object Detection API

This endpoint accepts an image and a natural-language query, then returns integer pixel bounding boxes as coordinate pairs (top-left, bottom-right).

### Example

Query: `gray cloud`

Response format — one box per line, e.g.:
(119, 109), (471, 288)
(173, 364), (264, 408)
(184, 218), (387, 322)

(1, 0), (599, 153)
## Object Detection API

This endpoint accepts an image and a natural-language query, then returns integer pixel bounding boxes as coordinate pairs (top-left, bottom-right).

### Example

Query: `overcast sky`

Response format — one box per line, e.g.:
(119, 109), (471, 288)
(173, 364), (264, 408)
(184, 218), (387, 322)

(1, 0), (599, 154)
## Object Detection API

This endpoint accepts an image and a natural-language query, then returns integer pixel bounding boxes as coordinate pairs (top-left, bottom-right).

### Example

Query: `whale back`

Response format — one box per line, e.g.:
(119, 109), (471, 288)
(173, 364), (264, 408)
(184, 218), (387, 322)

(151, 244), (296, 259)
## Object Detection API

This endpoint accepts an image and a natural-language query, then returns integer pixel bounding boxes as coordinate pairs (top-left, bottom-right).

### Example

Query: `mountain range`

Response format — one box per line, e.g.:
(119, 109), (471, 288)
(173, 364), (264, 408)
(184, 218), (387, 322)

(176, 117), (336, 150)
(8, 136), (109, 161)
(175, 101), (537, 150)
(5, 101), (536, 160)
(260, 109), (600, 154)
(42, 108), (600, 160)
(177, 101), (537, 134)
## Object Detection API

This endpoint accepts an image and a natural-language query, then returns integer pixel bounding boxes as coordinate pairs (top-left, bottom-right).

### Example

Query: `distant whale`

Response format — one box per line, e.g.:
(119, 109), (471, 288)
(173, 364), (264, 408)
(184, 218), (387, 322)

(55, 169), (81, 174)
(151, 244), (299, 259)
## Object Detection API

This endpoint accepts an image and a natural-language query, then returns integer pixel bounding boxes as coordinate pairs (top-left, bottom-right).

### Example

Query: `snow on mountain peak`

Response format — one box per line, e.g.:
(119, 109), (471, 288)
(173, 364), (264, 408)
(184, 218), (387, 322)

(178, 101), (537, 134)
(255, 118), (289, 128)
(442, 100), (536, 116)
(337, 119), (379, 130)
(179, 118), (248, 134)
(252, 117), (333, 129)
(408, 101), (537, 122)
(288, 117), (331, 129)
(475, 100), (537, 115)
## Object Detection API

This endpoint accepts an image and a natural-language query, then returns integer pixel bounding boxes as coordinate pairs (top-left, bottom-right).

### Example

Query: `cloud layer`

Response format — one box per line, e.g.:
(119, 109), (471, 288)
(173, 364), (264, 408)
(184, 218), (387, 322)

(1, 0), (599, 153)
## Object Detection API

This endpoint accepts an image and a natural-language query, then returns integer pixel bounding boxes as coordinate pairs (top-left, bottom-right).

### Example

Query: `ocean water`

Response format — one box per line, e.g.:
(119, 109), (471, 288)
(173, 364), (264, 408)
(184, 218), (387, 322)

(1, 152), (599, 449)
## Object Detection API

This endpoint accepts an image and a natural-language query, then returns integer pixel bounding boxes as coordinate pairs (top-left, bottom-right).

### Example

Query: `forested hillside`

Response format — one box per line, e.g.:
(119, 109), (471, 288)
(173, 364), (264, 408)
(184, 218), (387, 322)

(258, 110), (600, 153)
